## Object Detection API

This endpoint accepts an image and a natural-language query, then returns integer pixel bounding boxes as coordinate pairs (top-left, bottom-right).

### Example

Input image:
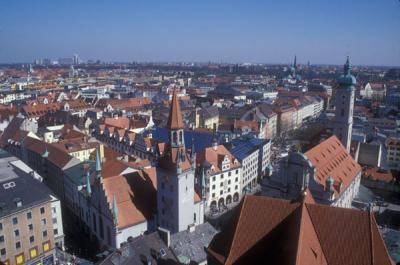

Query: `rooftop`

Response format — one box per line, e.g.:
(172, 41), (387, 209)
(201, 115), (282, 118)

(170, 222), (218, 264)
(0, 151), (53, 219)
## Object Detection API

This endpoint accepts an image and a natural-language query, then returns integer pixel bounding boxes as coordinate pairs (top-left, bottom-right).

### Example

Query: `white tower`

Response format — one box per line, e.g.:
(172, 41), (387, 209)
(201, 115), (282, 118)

(157, 88), (196, 233)
(334, 57), (356, 152)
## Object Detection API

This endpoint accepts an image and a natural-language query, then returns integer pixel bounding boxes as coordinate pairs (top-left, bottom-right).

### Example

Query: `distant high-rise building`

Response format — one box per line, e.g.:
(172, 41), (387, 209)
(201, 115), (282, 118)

(334, 57), (356, 152)
(73, 54), (80, 65)
(58, 57), (73, 65)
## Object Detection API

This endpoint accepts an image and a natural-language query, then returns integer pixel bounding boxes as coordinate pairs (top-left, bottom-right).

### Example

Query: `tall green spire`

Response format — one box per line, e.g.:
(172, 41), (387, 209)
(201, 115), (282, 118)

(95, 147), (102, 179)
(86, 171), (92, 195)
(112, 193), (118, 223)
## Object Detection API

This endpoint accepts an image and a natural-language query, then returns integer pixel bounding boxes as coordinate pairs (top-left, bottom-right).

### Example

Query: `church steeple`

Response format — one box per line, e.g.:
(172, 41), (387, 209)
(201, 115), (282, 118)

(86, 171), (92, 195)
(95, 147), (102, 179)
(167, 88), (184, 130)
(334, 57), (356, 152)
(344, 56), (350, 75)
(167, 88), (185, 149)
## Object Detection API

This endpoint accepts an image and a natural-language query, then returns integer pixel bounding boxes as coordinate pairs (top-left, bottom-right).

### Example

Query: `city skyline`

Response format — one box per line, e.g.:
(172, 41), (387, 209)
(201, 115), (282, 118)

(0, 0), (399, 66)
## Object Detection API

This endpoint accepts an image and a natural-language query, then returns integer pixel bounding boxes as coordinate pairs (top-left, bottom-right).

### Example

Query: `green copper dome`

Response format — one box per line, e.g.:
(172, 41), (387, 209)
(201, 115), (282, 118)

(338, 56), (356, 86)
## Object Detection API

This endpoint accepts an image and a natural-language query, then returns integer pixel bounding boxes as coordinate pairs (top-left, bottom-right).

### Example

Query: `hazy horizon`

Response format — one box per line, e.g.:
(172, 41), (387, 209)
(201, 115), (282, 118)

(1, 0), (399, 66)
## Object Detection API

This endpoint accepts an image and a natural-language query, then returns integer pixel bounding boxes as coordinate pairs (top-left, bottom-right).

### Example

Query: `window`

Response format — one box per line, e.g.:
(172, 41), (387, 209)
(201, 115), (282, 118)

(212, 176), (216, 181)
(220, 191), (223, 195)
(40, 207), (45, 214)
(29, 247), (38, 259)
(41, 218), (46, 225)
(27, 212), (32, 220)
(28, 224), (33, 231)
(0, 223), (2, 230)
(12, 217), (18, 225)
(228, 180), (231, 185)
(43, 241), (50, 252)
(221, 174), (224, 179)
(0, 248), (5, 256)
(14, 230), (19, 237)
(228, 172), (231, 177)
(52, 207), (56, 214)
(194, 213), (196, 222)
(52, 218), (57, 224)
(54, 229), (58, 235)
(16, 254), (25, 265)
(340, 109), (345, 117)
(179, 131), (183, 143)
(220, 182), (223, 187)
(212, 193), (215, 198)
(236, 170), (239, 174)
(16, 242), (21, 249)
(29, 236), (34, 243)
(212, 185), (215, 190)
(42, 230), (47, 237)
(0, 235), (4, 243)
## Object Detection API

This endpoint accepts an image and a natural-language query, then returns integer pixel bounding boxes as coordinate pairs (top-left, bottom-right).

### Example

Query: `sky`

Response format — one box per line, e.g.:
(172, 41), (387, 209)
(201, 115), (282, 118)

(0, 0), (399, 66)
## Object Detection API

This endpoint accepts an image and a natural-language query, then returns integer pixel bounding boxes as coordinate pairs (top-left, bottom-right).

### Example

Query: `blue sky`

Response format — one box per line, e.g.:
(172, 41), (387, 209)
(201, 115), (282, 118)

(0, 0), (399, 66)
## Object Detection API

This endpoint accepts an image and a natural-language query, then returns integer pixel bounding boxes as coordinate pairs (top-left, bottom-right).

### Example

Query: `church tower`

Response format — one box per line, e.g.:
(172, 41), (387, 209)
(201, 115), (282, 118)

(157, 88), (196, 233)
(334, 57), (356, 152)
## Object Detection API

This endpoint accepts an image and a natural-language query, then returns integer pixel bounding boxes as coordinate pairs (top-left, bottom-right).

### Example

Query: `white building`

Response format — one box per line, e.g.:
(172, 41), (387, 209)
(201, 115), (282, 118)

(196, 143), (242, 210)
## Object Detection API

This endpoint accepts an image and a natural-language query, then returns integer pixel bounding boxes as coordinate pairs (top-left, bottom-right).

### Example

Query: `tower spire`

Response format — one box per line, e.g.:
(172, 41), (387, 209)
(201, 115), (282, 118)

(167, 88), (184, 130)
(294, 55), (297, 69)
(112, 193), (118, 223)
(344, 56), (351, 75)
(86, 171), (92, 195)
(95, 147), (102, 179)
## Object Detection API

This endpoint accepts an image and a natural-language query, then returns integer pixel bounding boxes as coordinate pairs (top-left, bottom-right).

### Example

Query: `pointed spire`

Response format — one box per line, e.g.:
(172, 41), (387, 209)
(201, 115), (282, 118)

(86, 171), (92, 195)
(293, 55), (297, 69)
(176, 150), (182, 174)
(167, 88), (184, 130)
(112, 193), (118, 223)
(95, 147), (102, 179)
(344, 56), (351, 75)
(42, 145), (49, 158)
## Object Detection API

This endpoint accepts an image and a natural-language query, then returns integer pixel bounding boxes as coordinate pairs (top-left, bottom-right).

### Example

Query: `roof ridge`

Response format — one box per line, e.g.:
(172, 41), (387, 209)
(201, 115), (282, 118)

(305, 203), (329, 264)
(294, 203), (306, 265)
(369, 211), (374, 265)
(225, 195), (248, 264)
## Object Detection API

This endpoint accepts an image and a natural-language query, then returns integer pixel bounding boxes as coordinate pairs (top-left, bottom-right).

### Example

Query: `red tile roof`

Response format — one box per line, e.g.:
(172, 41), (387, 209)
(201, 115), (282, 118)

(305, 135), (362, 198)
(207, 195), (393, 265)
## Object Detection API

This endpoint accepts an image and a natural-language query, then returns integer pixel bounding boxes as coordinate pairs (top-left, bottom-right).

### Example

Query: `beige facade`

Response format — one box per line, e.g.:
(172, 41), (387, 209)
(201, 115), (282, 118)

(0, 202), (55, 265)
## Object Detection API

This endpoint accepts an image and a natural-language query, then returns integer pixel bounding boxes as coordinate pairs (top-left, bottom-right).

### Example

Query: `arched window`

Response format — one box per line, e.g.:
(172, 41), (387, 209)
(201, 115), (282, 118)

(173, 131), (177, 143)
(179, 131), (183, 143)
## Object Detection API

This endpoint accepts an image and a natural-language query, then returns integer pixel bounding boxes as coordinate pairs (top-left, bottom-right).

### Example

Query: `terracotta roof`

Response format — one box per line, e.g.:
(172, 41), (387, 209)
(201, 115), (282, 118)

(305, 135), (362, 198)
(167, 89), (184, 130)
(233, 120), (259, 133)
(102, 169), (157, 229)
(196, 145), (241, 174)
(207, 195), (394, 265)
(24, 137), (77, 169)
(363, 167), (394, 183)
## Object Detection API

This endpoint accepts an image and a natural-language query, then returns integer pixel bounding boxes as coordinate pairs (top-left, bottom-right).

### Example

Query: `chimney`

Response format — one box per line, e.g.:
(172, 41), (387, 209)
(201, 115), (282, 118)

(158, 227), (170, 247)
(188, 224), (195, 233)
